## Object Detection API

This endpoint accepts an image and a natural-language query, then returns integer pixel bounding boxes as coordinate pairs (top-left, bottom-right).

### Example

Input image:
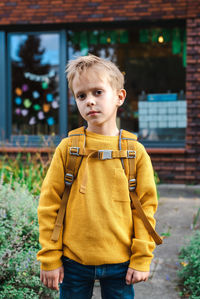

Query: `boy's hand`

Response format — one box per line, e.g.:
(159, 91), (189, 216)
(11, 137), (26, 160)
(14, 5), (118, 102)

(40, 266), (64, 290)
(125, 268), (150, 284)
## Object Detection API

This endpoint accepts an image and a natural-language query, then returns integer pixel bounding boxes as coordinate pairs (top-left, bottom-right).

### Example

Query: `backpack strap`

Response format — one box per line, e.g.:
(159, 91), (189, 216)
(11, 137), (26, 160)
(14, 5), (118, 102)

(51, 127), (86, 241)
(121, 130), (163, 245)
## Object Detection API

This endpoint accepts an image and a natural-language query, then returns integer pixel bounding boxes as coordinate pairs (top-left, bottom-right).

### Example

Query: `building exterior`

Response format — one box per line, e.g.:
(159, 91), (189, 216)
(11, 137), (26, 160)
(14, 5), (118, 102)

(0, 0), (199, 184)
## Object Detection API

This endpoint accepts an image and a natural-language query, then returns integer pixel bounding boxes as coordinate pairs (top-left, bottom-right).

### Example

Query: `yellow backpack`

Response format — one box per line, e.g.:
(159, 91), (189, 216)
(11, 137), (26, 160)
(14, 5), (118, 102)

(51, 126), (163, 245)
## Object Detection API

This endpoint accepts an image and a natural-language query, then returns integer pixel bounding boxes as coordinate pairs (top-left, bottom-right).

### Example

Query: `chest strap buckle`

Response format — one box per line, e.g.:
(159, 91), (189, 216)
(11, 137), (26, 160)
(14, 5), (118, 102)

(98, 150), (112, 160)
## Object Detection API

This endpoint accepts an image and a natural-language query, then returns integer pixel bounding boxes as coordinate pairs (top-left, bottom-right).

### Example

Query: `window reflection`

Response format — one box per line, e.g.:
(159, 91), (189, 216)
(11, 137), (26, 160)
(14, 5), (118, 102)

(67, 26), (186, 142)
(11, 33), (60, 135)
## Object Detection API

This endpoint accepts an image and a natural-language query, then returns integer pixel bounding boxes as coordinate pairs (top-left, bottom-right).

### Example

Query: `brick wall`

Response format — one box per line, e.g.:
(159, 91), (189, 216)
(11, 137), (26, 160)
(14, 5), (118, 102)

(149, 150), (187, 184)
(0, 0), (192, 25)
(184, 17), (200, 184)
(0, 0), (200, 184)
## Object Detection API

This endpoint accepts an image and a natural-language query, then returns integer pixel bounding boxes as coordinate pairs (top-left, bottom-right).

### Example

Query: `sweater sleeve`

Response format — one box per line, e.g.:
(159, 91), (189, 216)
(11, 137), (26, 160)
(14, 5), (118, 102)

(129, 142), (157, 272)
(37, 138), (68, 271)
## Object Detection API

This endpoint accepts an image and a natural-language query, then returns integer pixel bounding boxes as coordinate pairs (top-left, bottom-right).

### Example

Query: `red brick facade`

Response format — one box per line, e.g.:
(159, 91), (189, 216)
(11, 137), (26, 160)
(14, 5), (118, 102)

(0, 1), (189, 24)
(185, 16), (200, 184)
(0, 0), (200, 184)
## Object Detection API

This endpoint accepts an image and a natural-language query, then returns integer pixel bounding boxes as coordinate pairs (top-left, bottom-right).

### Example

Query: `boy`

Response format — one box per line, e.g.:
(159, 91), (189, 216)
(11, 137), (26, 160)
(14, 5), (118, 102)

(37, 54), (158, 299)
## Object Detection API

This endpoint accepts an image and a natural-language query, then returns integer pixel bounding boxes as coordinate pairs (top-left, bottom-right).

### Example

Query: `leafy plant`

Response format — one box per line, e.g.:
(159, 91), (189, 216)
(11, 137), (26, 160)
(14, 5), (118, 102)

(0, 182), (58, 299)
(161, 229), (171, 238)
(0, 152), (52, 195)
(178, 231), (200, 298)
(154, 171), (160, 185)
(191, 207), (200, 230)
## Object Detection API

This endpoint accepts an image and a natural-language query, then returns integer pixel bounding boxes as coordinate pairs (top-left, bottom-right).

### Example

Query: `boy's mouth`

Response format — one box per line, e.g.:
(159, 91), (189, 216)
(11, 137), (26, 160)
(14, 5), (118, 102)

(87, 111), (100, 116)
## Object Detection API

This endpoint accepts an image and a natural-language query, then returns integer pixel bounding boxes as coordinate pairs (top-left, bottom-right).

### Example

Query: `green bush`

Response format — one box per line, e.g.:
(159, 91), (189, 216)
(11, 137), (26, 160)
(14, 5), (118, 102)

(178, 231), (200, 298)
(0, 182), (58, 299)
(0, 152), (52, 195)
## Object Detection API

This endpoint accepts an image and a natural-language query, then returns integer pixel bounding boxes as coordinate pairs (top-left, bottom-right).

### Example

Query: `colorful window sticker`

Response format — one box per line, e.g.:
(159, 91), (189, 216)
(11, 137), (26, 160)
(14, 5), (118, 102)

(52, 101), (59, 109)
(32, 91), (40, 99)
(21, 109), (28, 116)
(38, 111), (45, 120)
(42, 81), (49, 89)
(15, 97), (22, 105)
(43, 103), (51, 113)
(33, 104), (41, 111)
(24, 99), (32, 108)
(22, 84), (29, 92)
(46, 93), (53, 102)
(15, 87), (22, 96)
(15, 108), (21, 115)
(29, 116), (36, 125)
(47, 117), (55, 126)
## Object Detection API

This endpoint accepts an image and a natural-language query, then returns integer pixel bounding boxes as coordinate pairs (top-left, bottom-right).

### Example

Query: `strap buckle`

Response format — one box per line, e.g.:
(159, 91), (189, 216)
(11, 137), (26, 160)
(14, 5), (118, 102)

(129, 179), (136, 191)
(69, 147), (80, 156)
(127, 150), (136, 159)
(65, 173), (74, 186)
(98, 150), (112, 160)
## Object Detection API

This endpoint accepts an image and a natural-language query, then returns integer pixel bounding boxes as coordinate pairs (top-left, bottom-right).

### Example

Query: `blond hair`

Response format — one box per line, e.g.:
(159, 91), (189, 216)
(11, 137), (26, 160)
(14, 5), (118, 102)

(66, 54), (124, 92)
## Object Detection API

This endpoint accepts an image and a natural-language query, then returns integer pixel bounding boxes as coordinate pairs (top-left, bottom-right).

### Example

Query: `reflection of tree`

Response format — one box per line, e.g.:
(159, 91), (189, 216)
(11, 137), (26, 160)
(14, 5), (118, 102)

(18, 35), (48, 73)
(12, 35), (58, 135)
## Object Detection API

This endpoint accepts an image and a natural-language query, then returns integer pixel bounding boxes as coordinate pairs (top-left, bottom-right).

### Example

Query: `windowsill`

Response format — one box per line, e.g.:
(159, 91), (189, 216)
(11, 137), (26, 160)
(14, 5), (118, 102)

(147, 148), (186, 154)
(0, 135), (62, 149)
(0, 146), (186, 154)
(0, 147), (55, 153)
(141, 140), (186, 149)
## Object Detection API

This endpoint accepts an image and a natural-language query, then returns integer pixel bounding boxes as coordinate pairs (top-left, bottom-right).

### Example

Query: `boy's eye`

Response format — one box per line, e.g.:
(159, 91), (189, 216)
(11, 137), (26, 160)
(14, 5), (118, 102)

(95, 90), (102, 95)
(77, 94), (85, 100)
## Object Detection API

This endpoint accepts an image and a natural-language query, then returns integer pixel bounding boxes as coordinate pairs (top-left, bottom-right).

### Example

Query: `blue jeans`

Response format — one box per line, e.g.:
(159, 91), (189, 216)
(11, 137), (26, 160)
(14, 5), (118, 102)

(60, 256), (134, 299)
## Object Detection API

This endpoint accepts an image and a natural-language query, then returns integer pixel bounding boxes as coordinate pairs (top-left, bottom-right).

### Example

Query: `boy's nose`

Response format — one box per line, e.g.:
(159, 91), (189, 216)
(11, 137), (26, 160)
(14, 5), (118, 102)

(86, 96), (95, 106)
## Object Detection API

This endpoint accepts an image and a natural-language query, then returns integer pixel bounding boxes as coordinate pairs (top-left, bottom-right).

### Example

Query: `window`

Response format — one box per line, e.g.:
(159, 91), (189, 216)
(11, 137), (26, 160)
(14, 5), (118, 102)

(2, 31), (68, 147)
(67, 24), (186, 146)
(1, 25), (186, 147)
(0, 31), (6, 142)
(10, 33), (60, 136)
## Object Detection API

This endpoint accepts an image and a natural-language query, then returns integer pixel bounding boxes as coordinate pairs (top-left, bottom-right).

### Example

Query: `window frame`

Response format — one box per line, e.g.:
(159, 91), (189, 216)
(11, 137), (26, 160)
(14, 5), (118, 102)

(0, 20), (186, 148)
(6, 29), (68, 147)
(0, 31), (7, 141)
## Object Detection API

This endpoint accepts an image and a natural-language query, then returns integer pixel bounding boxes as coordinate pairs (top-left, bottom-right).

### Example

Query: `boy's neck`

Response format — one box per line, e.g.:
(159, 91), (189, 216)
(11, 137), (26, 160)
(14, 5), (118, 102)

(86, 124), (119, 136)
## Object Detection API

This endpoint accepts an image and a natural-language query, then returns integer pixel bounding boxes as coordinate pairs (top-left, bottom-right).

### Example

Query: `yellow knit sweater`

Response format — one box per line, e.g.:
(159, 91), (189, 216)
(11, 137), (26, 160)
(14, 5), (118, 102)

(37, 129), (157, 272)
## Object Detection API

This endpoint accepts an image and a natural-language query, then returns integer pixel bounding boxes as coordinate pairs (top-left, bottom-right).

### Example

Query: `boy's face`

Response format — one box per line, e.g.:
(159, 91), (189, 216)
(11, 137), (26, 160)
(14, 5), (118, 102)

(72, 67), (126, 134)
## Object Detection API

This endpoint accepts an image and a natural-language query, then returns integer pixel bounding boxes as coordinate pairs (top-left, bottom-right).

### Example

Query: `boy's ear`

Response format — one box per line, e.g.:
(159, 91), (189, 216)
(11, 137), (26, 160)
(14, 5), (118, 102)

(117, 89), (126, 107)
